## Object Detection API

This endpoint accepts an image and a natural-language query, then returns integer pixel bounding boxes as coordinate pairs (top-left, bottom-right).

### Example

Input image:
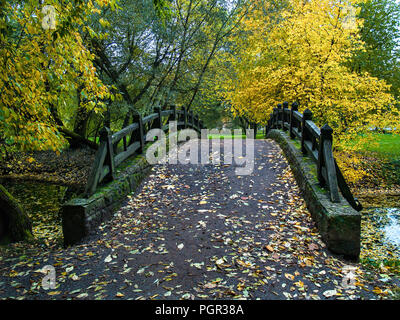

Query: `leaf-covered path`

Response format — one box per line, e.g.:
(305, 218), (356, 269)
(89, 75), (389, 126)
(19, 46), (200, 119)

(0, 140), (391, 300)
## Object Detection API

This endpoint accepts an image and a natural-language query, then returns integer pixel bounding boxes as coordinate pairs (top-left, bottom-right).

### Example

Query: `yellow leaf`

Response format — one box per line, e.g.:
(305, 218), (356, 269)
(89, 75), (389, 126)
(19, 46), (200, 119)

(265, 245), (274, 252)
(285, 273), (295, 281)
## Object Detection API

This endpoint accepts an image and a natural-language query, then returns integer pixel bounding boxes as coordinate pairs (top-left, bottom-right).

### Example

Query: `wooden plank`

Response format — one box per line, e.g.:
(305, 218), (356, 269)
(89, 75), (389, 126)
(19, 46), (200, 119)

(152, 107), (163, 129)
(304, 140), (319, 163)
(142, 113), (158, 124)
(334, 160), (363, 211)
(162, 110), (174, 116)
(102, 128), (115, 181)
(301, 109), (312, 154)
(130, 114), (144, 154)
(290, 102), (299, 139)
(112, 123), (139, 144)
(84, 141), (108, 196)
(305, 120), (321, 139)
(172, 106), (177, 122)
(184, 108), (188, 128)
(114, 141), (141, 167)
(293, 111), (303, 122)
(323, 140), (340, 203)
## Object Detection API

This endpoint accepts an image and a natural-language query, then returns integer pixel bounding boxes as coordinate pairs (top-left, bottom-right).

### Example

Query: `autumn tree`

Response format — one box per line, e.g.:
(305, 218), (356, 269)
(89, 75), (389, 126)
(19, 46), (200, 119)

(0, 0), (117, 153)
(350, 0), (400, 98)
(221, 0), (399, 147)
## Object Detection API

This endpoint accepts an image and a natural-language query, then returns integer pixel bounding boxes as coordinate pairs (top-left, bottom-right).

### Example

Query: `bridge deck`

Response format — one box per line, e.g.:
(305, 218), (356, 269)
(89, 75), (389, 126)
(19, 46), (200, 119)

(0, 140), (380, 300)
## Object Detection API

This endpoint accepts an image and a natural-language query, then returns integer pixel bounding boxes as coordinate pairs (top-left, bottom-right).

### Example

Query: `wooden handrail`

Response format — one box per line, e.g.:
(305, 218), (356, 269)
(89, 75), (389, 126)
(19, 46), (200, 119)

(84, 106), (203, 197)
(266, 101), (362, 211)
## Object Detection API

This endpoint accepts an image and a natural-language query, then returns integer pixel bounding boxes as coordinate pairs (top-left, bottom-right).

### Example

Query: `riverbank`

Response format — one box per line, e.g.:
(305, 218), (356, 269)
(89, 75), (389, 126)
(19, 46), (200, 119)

(0, 148), (95, 190)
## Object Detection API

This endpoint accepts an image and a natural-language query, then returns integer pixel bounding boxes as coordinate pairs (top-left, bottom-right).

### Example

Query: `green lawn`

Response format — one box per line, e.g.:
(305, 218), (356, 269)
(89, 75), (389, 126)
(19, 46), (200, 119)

(351, 133), (400, 159)
(208, 132), (265, 140)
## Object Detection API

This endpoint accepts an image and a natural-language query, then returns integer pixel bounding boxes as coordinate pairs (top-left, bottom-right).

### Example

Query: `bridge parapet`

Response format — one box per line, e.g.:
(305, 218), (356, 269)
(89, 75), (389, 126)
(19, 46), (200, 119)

(266, 102), (362, 259)
(84, 106), (203, 197)
(267, 102), (362, 211)
(61, 106), (203, 246)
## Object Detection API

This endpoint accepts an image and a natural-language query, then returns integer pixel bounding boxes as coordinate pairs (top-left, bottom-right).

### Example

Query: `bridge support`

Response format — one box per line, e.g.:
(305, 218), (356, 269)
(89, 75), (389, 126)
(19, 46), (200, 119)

(267, 129), (361, 259)
(62, 153), (151, 246)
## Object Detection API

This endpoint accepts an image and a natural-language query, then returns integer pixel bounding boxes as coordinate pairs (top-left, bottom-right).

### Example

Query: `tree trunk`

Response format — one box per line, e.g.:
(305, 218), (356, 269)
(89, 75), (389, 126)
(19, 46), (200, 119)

(73, 87), (90, 139)
(59, 127), (98, 150)
(0, 184), (32, 243)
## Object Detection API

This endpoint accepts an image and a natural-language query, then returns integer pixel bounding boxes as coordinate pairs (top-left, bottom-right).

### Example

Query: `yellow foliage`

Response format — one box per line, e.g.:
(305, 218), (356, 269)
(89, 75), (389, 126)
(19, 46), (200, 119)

(0, 0), (116, 152)
(221, 0), (399, 149)
(334, 152), (368, 184)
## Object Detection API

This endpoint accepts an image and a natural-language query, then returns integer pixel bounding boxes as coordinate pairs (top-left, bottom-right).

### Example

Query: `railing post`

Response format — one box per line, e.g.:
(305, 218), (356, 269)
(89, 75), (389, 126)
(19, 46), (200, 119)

(132, 113), (144, 154)
(319, 124), (340, 203)
(172, 105), (177, 122)
(301, 109), (312, 154)
(189, 110), (194, 127)
(290, 102), (298, 139)
(283, 101), (289, 131)
(84, 128), (110, 197)
(183, 107), (188, 128)
(318, 124), (332, 186)
(272, 107), (277, 128)
(100, 127), (115, 182)
(277, 104), (282, 129)
(157, 106), (163, 129)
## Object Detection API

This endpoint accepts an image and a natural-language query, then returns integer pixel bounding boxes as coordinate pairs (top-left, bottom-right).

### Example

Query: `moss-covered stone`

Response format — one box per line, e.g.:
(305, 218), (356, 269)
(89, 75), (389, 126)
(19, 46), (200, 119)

(0, 184), (33, 243)
(61, 131), (197, 246)
(267, 130), (361, 259)
(61, 154), (152, 246)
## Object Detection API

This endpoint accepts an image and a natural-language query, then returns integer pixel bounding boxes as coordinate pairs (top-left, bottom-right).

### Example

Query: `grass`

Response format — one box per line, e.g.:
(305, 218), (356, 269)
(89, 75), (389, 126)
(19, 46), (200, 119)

(346, 133), (400, 159)
(339, 132), (400, 187)
(208, 132), (265, 140)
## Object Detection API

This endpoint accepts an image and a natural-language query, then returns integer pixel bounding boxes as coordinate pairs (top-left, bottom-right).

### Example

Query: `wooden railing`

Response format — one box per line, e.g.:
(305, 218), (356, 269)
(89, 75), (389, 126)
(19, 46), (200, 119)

(266, 101), (363, 211)
(84, 106), (203, 197)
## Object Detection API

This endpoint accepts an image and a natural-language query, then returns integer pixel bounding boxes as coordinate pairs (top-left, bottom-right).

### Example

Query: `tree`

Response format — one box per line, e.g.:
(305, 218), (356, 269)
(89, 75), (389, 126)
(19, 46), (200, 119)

(0, 185), (32, 243)
(86, 0), (248, 133)
(350, 0), (400, 98)
(0, 0), (115, 153)
(221, 0), (399, 148)
(0, 0), (117, 242)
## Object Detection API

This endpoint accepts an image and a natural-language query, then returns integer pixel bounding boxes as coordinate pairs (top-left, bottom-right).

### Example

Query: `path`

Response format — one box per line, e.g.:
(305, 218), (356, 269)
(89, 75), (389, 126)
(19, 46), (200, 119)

(0, 140), (388, 300)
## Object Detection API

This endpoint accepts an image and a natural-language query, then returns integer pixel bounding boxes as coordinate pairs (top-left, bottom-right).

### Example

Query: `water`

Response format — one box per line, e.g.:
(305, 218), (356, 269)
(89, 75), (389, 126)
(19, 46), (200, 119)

(361, 206), (400, 261)
(1, 180), (69, 247)
(383, 208), (400, 247)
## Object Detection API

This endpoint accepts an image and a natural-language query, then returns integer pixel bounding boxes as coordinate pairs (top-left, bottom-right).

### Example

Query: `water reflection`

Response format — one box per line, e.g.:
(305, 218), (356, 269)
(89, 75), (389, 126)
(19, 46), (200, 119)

(362, 207), (400, 261)
(382, 208), (400, 247)
(1, 180), (69, 247)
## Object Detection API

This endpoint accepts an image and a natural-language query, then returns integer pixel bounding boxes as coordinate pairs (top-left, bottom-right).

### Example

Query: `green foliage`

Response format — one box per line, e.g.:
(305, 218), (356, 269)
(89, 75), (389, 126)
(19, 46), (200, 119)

(351, 0), (400, 98)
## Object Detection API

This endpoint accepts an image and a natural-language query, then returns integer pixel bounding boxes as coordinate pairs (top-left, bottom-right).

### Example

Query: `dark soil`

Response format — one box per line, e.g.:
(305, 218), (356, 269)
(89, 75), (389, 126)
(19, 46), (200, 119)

(0, 147), (95, 188)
